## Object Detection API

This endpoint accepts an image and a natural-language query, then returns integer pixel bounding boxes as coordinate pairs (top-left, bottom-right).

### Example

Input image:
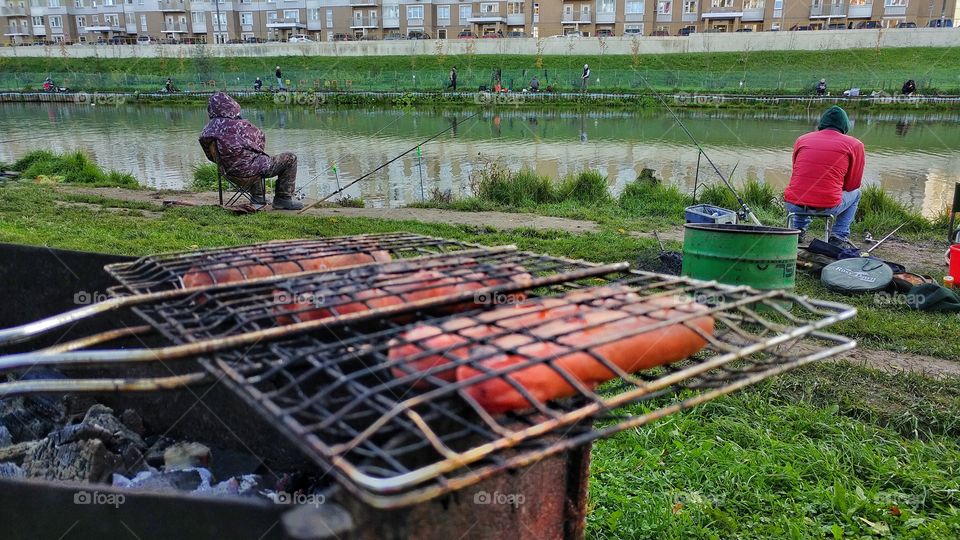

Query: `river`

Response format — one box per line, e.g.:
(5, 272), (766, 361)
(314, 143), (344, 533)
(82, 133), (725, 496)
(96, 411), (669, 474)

(1, 103), (957, 217)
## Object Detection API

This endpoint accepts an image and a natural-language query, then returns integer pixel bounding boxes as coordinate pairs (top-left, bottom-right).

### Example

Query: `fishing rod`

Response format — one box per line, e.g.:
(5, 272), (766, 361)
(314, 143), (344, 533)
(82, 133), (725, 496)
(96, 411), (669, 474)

(636, 75), (761, 225)
(298, 111), (480, 214)
(293, 111), (409, 199)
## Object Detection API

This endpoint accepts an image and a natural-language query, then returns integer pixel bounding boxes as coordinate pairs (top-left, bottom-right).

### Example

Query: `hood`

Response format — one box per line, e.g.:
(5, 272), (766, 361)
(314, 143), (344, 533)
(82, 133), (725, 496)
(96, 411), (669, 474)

(207, 92), (242, 120)
(817, 105), (850, 134)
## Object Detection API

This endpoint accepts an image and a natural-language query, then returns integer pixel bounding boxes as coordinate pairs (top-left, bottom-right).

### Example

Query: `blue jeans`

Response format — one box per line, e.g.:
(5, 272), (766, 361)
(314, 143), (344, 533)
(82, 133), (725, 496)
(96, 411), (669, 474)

(785, 188), (861, 239)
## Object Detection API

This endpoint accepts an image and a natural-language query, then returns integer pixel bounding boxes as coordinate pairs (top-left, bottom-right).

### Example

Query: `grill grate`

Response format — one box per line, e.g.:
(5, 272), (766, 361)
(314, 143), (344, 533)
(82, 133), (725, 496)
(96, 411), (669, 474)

(105, 233), (479, 296)
(184, 269), (856, 508)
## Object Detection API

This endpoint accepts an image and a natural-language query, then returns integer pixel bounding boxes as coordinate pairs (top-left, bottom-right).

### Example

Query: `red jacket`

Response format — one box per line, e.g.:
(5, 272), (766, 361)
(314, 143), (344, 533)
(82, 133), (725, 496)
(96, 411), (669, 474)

(784, 129), (865, 208)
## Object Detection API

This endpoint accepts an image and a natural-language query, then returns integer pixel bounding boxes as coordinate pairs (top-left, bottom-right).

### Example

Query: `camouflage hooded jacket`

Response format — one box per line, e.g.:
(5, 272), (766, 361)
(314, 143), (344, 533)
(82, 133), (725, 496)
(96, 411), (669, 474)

(199, 92), (271, 179)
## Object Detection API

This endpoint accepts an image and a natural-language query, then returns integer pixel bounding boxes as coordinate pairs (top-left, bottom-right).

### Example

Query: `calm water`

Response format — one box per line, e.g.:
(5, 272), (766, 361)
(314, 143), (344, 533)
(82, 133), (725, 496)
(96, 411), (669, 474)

(1, 103), (958, 217)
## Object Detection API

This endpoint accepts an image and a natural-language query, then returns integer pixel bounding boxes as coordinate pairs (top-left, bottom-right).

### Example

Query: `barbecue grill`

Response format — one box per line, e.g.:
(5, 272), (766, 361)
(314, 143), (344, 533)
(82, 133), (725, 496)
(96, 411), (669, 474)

(0, 234), (857, 537)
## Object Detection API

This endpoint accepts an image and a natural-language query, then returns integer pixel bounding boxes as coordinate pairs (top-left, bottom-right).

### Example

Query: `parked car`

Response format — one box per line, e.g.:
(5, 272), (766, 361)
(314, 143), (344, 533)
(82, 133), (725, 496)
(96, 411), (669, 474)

(507, 31), (526, 38)
(623, 27), (643, 35)
(677, 27), (696, 35)
(332, 33), (354, 41)
(789, 24), (811, 30)
(288, 34), (314, 43)
(136, 36), (154, 45)
(855, 21), (881, 28)
(827, 23), (848, 29)
(928, 18), (953, 27)
(407, 31), (431, 39)
(359, 35), (379, 40)
(457, 30), (477, 38)
(243, 36), (265, 43)
(896, 21), (916, 28)
(596, 29), (615, 37)
(651, 30), (670, 36)
(481, 32), (502, 38)
(384, 32), (406, 40)
(735, 28), (753, 32)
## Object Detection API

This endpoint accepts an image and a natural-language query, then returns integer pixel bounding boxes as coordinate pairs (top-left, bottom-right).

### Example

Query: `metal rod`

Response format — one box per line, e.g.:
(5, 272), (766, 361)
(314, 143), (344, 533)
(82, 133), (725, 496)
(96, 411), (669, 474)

(864, 221), (906, 254)
(0, 262), (629, 372)
(0, 373), (210, 399)
(417, 146), (425, 202)
(693, 149), (702, 203)
(636, 76), (761, 225)
(38, 325), (153, 354)
(0, 244), (510, 347)
(298, 111), (480, 214)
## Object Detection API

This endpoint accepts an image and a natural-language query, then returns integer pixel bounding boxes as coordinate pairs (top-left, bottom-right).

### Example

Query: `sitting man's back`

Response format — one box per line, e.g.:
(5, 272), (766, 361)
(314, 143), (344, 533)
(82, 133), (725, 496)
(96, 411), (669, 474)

(199, 92), (302, 210)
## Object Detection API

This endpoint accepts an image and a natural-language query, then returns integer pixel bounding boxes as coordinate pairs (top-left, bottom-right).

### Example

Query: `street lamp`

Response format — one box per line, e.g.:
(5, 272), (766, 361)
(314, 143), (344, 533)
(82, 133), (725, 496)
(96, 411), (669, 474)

(214, 0), (222, 43)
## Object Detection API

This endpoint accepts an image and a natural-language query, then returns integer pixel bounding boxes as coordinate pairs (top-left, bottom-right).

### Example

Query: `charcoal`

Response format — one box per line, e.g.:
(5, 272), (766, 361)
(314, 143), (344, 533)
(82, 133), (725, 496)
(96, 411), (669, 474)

(119, 409), (145, 436)
(0, 424), (11, 448)
(23, 438), (120, 483)
(144, 436), (175, 468)
(113, 469), (205, 492)
(0, 462), (23, 478)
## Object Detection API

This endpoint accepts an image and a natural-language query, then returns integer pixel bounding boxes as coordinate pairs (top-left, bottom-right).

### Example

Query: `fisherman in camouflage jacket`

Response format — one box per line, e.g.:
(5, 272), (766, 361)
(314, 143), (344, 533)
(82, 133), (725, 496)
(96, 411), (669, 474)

(199, 92), (302, 210)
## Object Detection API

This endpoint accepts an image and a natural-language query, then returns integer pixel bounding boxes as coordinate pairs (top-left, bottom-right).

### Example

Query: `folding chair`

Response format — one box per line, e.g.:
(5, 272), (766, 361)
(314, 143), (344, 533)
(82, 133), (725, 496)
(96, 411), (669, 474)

(205, 141), (267, 209)
(786, 210), (835, 242)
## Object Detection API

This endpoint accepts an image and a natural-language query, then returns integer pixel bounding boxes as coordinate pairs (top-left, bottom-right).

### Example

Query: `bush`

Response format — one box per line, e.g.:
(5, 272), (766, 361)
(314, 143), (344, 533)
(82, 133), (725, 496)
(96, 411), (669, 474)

(190, 163), (219, 192)
(856, 184), (932, 234)
(697, 178), (779, 213)
(14, 150), (138, 188)
(555, 170), (612, 205)
(619, 170), (692, 218)
(474, 164), (555, 207)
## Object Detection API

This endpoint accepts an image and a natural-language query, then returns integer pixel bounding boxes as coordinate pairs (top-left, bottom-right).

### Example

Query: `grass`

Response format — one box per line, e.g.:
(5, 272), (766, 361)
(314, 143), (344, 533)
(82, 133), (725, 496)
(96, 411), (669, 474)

(3, 47), (959, 95)
(0, 182), (959, 537)
(190, 162), (219, 192)
(11, 150), (138, 188)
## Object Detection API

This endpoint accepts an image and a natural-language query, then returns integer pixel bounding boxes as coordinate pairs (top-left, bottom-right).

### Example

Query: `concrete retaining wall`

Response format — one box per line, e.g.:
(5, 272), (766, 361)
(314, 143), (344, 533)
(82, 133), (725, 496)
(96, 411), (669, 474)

(0, 28), (956, 59)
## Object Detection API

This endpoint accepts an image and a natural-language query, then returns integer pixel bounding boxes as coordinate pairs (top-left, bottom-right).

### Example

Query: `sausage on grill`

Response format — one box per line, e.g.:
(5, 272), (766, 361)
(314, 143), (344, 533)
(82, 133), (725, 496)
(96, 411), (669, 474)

(180, 250), (392, 289)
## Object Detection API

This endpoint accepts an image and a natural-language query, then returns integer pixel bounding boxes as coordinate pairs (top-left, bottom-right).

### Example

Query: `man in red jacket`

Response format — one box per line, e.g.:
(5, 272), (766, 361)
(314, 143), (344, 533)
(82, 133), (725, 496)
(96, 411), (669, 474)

(784, 105), (864, 247)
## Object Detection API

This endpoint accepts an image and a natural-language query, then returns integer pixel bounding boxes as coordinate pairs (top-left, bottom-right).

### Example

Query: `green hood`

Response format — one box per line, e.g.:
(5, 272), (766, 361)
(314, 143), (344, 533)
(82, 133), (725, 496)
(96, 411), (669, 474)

(817, 105), (850, 134)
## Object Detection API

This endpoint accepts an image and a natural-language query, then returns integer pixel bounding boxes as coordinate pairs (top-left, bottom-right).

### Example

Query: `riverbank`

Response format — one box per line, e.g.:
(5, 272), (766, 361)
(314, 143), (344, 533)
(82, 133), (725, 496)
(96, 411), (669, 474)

(3, 47), (957, 96)
(1, 181), (958, 538)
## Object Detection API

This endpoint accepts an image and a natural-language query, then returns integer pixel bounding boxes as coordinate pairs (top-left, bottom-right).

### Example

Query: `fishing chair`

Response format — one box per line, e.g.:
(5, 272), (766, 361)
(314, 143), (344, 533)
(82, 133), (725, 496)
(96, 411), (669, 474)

(205, 141), (267, 209)
(785, 211), (834, 242)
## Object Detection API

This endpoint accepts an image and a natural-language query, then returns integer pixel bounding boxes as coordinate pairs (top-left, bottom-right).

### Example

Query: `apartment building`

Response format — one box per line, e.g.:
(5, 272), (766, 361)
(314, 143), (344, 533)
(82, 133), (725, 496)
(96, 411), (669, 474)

(2, 0), (956, 45)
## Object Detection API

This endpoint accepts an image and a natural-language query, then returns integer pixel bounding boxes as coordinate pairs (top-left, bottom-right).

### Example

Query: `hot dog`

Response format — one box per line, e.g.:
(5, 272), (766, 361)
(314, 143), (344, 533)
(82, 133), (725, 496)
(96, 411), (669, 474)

(180, 249), (392, 289)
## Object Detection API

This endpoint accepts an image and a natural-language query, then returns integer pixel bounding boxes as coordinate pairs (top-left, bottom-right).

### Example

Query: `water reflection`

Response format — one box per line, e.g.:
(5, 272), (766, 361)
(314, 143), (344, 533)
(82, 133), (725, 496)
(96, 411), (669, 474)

(0, 103), (958, 216)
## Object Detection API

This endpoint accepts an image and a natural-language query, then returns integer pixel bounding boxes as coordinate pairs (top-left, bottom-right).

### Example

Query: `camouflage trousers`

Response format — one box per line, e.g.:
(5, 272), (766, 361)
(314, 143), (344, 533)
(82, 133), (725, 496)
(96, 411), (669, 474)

(260, 152), (298, 199)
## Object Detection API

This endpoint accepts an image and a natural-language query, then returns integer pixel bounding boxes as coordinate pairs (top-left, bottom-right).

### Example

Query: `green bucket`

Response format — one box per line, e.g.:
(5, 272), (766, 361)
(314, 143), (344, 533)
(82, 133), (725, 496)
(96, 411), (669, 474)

(681, 223), (800, 292)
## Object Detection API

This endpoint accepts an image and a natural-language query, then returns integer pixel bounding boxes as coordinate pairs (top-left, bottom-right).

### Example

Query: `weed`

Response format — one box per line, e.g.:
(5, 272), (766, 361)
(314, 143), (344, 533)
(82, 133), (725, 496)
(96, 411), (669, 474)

(13, 150), (138, 188)
(190, 163), (219, 192)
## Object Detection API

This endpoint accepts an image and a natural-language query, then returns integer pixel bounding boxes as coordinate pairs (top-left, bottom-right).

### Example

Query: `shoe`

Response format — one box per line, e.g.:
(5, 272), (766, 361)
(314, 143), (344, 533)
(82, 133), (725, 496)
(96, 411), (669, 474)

(828, 235), (858, 250)
(250, 195), (267, 206)
(797, 230), (808, 245)
(272, 197), (303, 211)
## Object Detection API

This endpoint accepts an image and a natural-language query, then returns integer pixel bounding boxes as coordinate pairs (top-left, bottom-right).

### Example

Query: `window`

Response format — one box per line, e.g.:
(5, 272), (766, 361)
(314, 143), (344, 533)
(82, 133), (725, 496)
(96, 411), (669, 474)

(76, 15), (85, 26)
(91, 14), (98, 23)
(597, 0), (615, 13)
(50, 15), (61, 27)
(625, 0), (644, 13)
(459, 5), (471, 20)
(438, 28), (446, 38)
(774, 0), (783, 8)
(437, 5), (449, 19)
(214, 12), (226, 27)
(479, 2), (497, 13)
(48, 0), (59, 7)
(140, 14), (146, 29)
(508, 1), (524, 14)
(383, 4), (398, 18)
(74, 0), (82, 7)
(308, 8), (319, 21)
(283, 9), (298, 21)
(683, 0), (697, 12)
(326, 30), (333, 41)
(103, 0), (113, 6)
(191, 12), (205, 24)
(849, 0), (870, 5)
(884, 0), (905, 5)
(325, 9), (332, 26)
(657, 0), (672, 14)
(32, 16), (42, 25)
(407, 5), (423, 19)
(744, 0), (763, 8)
(625, 23), (644, 33)
(104, 13), (118, 25)
(711, 0), (733, 7)
(240, 12), (252, 24)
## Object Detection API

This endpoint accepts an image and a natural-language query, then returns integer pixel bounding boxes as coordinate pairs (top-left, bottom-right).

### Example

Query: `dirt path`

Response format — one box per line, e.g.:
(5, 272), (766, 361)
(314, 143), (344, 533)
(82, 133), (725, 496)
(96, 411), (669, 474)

(833, 348), (960, 379)
(56, 186), (688, 241)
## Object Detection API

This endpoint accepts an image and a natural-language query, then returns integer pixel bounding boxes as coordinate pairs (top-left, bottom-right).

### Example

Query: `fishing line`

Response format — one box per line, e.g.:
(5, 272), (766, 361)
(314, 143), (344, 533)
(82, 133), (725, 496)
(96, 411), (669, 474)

(298, 110), (481, 214)
(635, 74), (761, 225)
(293, 110), (409, 198)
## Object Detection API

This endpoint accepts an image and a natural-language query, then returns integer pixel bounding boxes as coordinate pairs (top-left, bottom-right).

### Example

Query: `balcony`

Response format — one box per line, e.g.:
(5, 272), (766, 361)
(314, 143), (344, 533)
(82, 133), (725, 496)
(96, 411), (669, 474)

(192, 22), (207, 32)
(506, 13), (525, 25)
(4, 27), (29, 36)
(596, 11), (615, 23)
(468, 13), (506, 23)
(306, 19), (321, 30)
(1, 7), (28, 16)
(163, 22), (188, 32)
(126, 23), (137, 32)
(350, 15), (378, 27)
(350, 0), (378, 5)
(883, 4), (906, 15)
(682, 11), (698, 21)
(85, 24), (122, 31)
(625, 11), (644, 21)
(701, 7), (744, 18)
(436, 17), (450, 26)
(159, 0), (187, 12)
(562, 11), (591, 22)
(656, 12), (673, 21)
(52, 25), (63, 33)
(241, 23), (252, 31)
(266, 17), (304, 28)
(406, 16), (423, 25)
(382, 16), (399, 27)
(742, 7), (765, 19)
(33, 25), (47, 35)
(847, 3), (873, 17)
(810, 3), (847, 17)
